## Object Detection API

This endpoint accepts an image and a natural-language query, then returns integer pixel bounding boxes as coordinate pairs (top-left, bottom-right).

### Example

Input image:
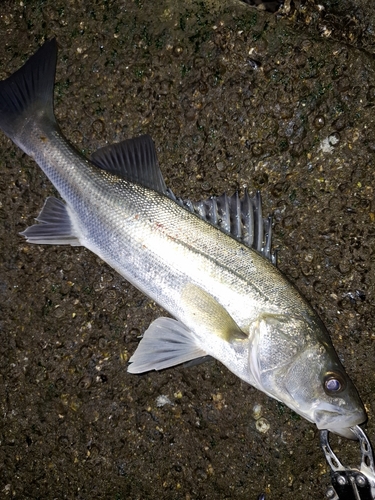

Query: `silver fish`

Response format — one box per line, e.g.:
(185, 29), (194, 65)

(0, 39), (366, 438)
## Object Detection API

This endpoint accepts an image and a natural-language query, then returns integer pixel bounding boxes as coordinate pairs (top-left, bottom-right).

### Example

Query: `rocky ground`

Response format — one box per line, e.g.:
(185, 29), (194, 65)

(0, 0), (375, 498)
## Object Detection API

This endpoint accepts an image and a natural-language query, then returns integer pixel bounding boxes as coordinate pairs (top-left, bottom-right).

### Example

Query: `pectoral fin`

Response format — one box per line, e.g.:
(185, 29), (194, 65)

(180, 283), (246, 342)
(128, 317), (207, 373)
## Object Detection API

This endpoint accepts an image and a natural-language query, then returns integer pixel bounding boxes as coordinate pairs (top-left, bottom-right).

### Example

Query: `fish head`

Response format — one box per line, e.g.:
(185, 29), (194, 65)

(249, 313), (366, 439)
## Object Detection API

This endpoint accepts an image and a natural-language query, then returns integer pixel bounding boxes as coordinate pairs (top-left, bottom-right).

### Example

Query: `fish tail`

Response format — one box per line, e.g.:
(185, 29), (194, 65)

(0, 39), (57, 144)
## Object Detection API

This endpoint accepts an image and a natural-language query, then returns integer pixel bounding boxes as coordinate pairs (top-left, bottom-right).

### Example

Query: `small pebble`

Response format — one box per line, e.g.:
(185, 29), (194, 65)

(256, 417), (270, 434)
(156, 395), (173, 407)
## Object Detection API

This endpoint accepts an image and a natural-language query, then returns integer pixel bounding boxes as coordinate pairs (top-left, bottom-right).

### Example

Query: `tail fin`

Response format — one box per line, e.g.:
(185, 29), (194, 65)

(0, 39), (57, 142)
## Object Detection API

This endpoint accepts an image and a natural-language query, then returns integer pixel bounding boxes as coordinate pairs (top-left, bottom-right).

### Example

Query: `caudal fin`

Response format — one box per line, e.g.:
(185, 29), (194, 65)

(0, 39), (57, 143)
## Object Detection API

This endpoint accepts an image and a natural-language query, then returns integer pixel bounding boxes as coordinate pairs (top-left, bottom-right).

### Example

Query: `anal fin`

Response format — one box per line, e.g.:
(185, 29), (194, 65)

(20, 196), (81, 245)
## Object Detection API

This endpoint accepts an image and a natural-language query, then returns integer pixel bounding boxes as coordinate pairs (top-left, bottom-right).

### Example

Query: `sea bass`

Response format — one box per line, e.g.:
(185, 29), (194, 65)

(0, 39), (366, 438)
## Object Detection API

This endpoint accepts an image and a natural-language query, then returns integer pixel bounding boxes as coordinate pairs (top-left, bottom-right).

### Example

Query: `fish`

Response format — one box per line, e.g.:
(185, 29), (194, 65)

(0, 39), (366, 439)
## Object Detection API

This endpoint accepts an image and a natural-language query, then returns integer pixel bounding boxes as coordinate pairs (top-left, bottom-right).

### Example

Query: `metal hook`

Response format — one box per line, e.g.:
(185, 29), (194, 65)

(320, 426), (375, 499)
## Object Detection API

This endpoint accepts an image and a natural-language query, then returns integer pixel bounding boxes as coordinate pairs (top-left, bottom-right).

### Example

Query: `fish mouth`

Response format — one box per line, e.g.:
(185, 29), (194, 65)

(314, 408), (366, 439)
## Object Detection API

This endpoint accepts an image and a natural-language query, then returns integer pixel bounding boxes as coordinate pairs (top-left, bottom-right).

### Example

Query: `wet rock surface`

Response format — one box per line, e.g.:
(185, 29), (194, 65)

(0, 1), (374, 498)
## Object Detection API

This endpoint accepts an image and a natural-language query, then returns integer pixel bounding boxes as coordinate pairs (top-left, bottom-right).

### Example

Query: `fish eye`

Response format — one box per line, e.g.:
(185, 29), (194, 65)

(323, 371), (346, 395)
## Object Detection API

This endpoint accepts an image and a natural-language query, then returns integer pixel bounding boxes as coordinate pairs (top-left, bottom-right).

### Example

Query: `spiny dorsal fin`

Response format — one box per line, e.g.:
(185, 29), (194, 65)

(91, 134), (167, 194)
(167, 188), (276, 264)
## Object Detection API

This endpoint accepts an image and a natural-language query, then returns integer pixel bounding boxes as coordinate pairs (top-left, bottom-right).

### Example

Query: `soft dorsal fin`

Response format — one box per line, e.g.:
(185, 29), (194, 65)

(91, 134), (167, 194)
(167, 188), (276, 264)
